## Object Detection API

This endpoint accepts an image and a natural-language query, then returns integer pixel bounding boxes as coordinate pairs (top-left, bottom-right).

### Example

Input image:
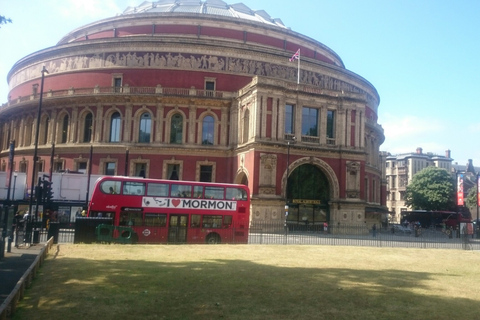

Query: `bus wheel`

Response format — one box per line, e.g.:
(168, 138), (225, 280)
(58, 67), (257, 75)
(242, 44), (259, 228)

(206, 233), (220, 244)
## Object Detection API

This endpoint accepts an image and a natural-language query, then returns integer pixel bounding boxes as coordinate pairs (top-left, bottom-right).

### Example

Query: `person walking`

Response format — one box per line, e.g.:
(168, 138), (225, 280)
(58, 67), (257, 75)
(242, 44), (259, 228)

(372, 223), (377, 238)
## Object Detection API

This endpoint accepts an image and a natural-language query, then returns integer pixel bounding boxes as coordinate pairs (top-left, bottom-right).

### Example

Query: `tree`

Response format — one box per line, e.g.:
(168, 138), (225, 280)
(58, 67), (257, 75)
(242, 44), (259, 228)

(466, 185), (477, 213)
(0, 15), (12, 28)
(405, 166), (455, 211)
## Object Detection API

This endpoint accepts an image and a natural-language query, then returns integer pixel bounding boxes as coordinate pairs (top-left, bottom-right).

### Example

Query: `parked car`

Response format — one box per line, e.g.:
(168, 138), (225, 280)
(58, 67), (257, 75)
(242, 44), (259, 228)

(391, 224), (412, 234)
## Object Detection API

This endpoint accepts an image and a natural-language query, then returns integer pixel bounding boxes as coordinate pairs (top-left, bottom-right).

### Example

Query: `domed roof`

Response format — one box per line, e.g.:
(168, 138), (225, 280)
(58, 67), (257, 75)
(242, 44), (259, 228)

(121, 0), (287, 29)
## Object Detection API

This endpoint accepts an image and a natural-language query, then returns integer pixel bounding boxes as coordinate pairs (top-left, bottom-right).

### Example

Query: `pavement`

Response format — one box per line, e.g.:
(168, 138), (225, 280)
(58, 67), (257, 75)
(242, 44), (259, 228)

(0, 242), (45, 303)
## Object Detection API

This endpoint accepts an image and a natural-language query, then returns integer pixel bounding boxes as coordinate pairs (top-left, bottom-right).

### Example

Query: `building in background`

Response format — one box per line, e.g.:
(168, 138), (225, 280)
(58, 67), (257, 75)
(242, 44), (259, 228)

(385, 147), (453, 223)
(0, 0), (386, 227)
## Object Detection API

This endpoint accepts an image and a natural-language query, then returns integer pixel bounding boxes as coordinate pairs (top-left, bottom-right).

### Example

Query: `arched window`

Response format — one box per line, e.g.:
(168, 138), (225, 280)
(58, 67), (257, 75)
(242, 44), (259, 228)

(61, 114), (69, 143)
(139, 112), (152, 143)
(24, 118), (33, 146)
(242, 109), (250, 143)
(41, 117), (49, 145)
(170, 113), (183, 144)
(202, 115), (214, 145)
(83, 113), (93, 143)
(110, 112), (121, 142)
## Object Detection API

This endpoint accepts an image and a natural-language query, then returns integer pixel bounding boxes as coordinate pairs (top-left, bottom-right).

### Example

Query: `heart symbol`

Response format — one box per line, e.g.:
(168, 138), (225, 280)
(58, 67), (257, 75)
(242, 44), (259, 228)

(172, 199), (181, 207)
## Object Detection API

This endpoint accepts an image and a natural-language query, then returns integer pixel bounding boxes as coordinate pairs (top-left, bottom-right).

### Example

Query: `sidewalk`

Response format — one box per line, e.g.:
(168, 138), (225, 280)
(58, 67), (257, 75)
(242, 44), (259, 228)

(0, 243), (45, 303)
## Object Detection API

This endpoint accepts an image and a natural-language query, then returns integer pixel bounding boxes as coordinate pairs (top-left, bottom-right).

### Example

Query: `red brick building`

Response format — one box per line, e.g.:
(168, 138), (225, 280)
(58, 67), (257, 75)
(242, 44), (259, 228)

(0, 1), (386, 227)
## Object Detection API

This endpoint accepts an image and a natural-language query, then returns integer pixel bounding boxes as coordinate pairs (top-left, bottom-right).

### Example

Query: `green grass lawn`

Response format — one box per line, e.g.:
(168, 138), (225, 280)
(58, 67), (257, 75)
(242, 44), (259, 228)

(14, 244), (480, 320)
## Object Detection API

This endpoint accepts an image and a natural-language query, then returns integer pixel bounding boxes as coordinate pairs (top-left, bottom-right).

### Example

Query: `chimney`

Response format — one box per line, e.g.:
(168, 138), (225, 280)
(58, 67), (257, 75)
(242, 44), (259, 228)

(466, 159), (475, 173)
(445, 150), (451, 158)
(416, 147), (423, 154)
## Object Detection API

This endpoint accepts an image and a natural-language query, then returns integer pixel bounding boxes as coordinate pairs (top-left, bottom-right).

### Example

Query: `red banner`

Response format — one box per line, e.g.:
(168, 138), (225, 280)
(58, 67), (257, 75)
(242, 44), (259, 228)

(477, 176), (480, 207)
(457, 174), (464, 206)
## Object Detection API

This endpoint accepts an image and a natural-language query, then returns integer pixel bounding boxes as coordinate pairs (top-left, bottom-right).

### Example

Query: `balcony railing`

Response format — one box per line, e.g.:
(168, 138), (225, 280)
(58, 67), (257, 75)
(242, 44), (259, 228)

(1, 85), (235, 110)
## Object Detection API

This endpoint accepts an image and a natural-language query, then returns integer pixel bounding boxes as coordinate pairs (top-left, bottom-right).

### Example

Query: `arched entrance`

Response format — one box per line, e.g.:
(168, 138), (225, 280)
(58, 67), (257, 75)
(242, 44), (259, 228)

(286, 163), (330, 230)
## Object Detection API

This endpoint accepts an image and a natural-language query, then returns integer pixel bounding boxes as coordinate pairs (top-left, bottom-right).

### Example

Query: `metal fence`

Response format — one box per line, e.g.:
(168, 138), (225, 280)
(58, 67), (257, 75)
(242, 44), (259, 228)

(20, 220), (480, 250)
(248, 221), (480, 250)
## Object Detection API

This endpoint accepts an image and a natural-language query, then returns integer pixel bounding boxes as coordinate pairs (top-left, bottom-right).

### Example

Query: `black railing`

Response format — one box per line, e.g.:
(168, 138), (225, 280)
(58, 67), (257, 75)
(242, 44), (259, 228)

(18, 219), (480, 250)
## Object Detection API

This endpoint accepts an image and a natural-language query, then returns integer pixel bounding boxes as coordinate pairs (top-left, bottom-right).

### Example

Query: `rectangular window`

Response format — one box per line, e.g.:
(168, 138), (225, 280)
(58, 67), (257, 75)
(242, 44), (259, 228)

(54, 161), (63, 172)
(193, 186), (203, 198)
(285, 104), (294, 134)
(205, 80), (215, 97)
(226, 187), (247, 201)
(147, 183), (169, 197)
(77, 161), (87, 173)
(135, 163), (146, 178)
(114, 77), (122, 93)
(123, 181), (146, 195)
(327, 110), (335, 138)
(144, 213), (167, 227)
(200, 165), (213, 182)
(105, 162), (116, 175)
(191, 214), (201, 228)
(202, 215), (222, 228)
(167, 164), (180, 180)
(205, 186), (224, 199)
(171, 184), (192, 198)
(302, 107), (318, 136)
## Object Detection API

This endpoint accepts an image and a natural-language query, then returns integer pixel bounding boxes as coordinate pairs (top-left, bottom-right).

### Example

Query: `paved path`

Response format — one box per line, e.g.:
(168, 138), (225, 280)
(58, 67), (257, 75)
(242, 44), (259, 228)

(0, 243), (44, 303)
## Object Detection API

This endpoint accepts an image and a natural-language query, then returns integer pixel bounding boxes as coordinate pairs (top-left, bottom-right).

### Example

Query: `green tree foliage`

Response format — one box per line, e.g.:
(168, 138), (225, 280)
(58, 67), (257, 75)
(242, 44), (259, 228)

(405, 166), (455, 211)
(0, 15), (12, 28)
(466, 185), (477, 212)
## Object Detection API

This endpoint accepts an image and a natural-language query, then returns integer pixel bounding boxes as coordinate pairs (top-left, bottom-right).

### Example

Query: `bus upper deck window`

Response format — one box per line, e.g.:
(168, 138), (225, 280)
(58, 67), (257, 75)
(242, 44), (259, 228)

(226, 187), (247, 200)
(171, 184), (192, 198)
(123, 181), (146, 195)
(205, 187), (224, 199)
(147, 183), (169, 197)
(100, 180), (121, 194)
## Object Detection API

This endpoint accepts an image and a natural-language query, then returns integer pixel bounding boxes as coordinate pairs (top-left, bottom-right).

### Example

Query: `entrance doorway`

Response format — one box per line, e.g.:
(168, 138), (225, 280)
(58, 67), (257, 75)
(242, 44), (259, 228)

(168, 214), (188, 243)
(286, 164), (330, 229)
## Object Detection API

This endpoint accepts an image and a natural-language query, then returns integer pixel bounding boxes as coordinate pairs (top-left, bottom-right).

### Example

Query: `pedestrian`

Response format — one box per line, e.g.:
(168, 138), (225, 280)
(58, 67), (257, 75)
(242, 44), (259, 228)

(372, 223), (377, 238)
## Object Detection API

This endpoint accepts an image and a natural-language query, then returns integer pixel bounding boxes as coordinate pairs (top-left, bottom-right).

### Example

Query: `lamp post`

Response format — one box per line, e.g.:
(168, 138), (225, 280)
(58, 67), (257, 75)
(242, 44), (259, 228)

(12, 172), (18, 201)
(285, 136), (296, 234)
(28, 66), (48, 244)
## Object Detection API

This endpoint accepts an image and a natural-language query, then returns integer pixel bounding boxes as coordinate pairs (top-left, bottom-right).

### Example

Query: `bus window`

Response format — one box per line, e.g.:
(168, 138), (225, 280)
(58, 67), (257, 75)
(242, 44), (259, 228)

(191, 214), (201, 227)
(100, 180), (122, 194)
(226, 187), (247, 200)
(119, 210), (143, 226)
(203, 215), (222, 228)
(147, 183), (169, 197)
(145, 213), (167, 227)
(193, 186), (203, 198)
(205, 187), (224, 199)
(123, 181), (146, 195)
(223, 215), (232, 228)
(171, 184), (192, 198)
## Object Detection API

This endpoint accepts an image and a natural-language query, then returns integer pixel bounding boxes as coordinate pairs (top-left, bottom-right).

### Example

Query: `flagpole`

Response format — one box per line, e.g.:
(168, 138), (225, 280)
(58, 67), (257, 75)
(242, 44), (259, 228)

(297, 49), (300, 84)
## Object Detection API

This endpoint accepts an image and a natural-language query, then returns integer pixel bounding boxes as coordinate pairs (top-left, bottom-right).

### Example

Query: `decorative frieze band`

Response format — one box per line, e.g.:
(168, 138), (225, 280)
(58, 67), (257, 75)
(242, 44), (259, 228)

(10, 51), (373, 102)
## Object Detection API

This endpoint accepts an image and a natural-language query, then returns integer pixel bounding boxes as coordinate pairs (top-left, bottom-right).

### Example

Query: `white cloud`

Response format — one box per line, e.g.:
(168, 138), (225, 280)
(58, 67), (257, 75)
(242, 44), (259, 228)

(380, 114), (449, 156)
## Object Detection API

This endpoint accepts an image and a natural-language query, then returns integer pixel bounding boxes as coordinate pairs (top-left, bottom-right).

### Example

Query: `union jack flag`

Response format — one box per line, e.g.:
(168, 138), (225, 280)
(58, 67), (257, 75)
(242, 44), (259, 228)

(289, 49), (300, 62)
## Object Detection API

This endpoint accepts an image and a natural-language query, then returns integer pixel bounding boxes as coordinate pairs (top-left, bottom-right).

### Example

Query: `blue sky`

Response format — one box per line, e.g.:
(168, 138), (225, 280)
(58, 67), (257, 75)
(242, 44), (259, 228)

(1, 0), (479, 166)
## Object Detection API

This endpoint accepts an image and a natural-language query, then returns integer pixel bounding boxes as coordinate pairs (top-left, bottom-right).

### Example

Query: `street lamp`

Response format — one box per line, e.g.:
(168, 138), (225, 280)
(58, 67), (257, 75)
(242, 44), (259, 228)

(285, 136), (296, 233)
(12, 172), (18, 201)
(28, 66), (48, 244)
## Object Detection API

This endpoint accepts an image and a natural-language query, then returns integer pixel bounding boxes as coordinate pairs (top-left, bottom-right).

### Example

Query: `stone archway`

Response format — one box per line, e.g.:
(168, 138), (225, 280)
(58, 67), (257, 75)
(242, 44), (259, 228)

(282, 157), (339, 200)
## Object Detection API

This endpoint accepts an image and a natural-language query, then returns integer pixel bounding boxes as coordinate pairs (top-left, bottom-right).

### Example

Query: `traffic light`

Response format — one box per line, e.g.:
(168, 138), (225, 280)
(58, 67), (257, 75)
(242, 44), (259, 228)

(42, 178), (54, 204)
(34, 185), (43, 201)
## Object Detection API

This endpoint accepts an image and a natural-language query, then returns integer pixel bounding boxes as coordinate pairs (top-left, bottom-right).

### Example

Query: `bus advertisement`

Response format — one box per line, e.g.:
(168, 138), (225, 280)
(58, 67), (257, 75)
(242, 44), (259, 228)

(87, 176), (250, 244)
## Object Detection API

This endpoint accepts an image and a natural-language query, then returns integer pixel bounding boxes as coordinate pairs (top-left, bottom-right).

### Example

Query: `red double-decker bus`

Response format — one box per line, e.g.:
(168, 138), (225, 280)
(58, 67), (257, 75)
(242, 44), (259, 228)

(87, 176), (250, 244)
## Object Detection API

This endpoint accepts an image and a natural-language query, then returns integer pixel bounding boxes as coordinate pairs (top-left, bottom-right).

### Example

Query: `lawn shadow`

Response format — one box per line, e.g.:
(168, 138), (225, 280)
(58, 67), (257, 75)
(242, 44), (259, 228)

(14, 255), (480, 320)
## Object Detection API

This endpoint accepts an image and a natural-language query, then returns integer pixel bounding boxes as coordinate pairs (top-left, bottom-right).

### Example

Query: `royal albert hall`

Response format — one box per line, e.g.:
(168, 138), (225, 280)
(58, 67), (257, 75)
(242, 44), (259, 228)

(0, 0), (387, 227)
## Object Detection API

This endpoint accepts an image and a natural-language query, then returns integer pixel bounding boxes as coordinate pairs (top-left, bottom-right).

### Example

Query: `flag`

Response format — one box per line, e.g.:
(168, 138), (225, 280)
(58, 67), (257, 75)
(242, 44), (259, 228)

(289, 49), (300, 62)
